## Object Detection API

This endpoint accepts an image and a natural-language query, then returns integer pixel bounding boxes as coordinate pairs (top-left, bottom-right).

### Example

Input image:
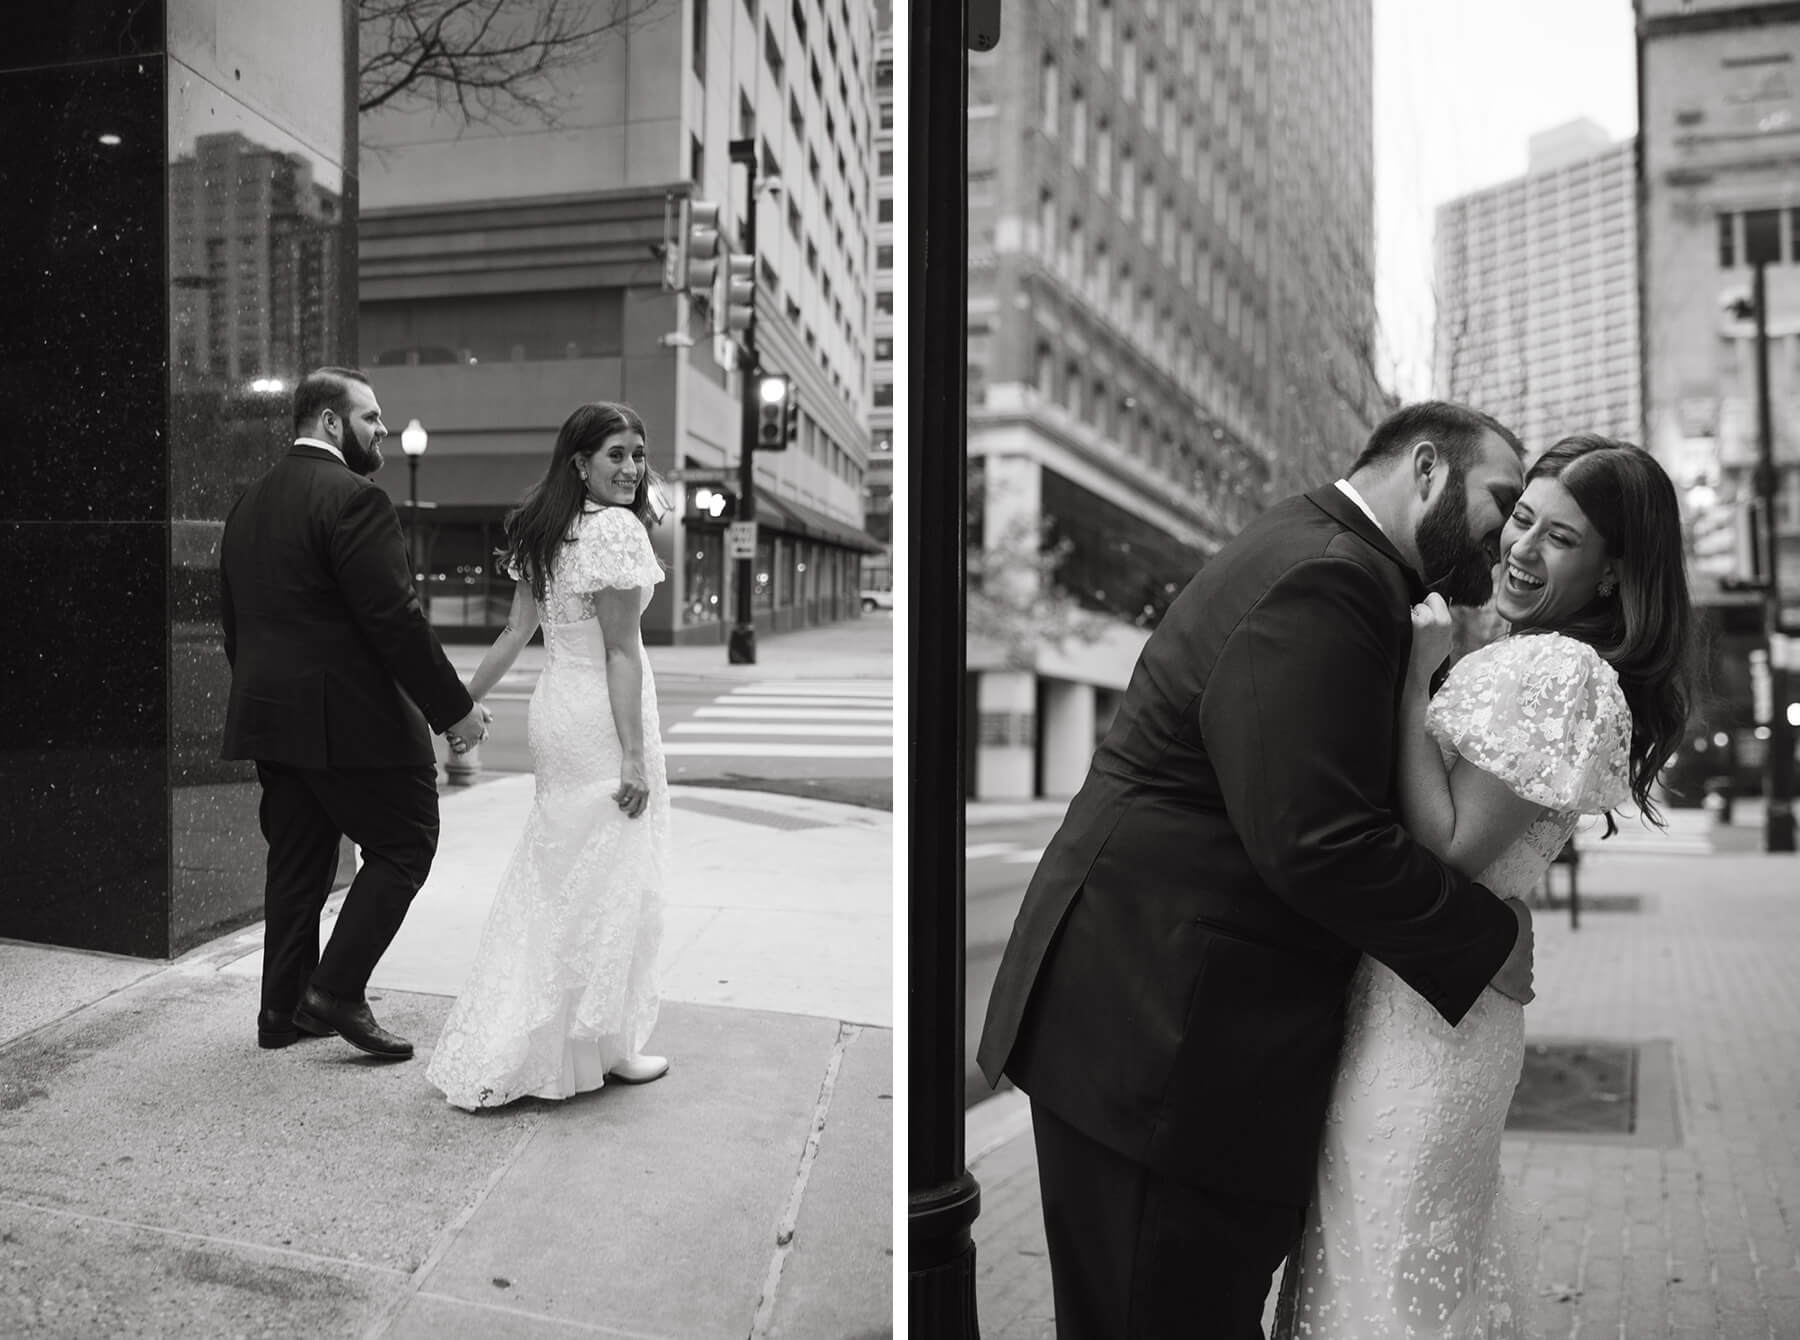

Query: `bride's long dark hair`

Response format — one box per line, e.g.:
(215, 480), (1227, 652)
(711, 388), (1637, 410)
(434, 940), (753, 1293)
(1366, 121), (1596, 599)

(1522, 435), (1696, 830)
(498, 402), (666, 603)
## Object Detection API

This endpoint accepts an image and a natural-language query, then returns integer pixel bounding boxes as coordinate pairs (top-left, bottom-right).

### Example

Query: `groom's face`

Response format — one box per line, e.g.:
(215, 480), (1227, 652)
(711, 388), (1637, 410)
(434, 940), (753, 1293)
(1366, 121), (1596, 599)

(329, 381), (388, 476)
(1415, 433), (1523, 606)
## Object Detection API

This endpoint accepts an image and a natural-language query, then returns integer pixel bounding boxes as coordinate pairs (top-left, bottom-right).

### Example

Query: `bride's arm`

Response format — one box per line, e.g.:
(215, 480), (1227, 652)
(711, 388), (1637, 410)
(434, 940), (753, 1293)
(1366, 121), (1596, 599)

(467, 581), (541, 702)
(595, 585), (649, 818)
(1400, 598), (1544, 878)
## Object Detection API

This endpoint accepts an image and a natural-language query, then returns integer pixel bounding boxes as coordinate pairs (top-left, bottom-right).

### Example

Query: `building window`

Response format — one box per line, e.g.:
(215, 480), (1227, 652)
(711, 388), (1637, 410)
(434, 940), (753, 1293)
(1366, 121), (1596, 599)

(1070, 87), (1087, 166)
(1041, 53), (1060, 131)
(691, 134), (704, 187)
(1098, 0), (1113, 68)
(692, 0), (707, 81)
(764, 21), (784, 83)
(1719, 213), (1735, 268)
(877, 243), (894, 269)
(791, 0), (807, 46)
(739, 91), (755, 138)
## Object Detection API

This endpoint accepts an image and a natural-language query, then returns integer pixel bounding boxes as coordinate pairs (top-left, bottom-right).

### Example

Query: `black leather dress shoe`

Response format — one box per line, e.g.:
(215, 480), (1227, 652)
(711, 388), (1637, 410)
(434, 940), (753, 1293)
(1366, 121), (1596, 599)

(294, 986), (413, 1060)
(258, 1007), (336, 1049)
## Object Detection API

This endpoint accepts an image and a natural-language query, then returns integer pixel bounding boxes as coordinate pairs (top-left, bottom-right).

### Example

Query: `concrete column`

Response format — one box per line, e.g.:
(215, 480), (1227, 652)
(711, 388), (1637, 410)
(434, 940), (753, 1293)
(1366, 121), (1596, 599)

(1040, 679), (1097, 798)
(975, 669), (1037, 800)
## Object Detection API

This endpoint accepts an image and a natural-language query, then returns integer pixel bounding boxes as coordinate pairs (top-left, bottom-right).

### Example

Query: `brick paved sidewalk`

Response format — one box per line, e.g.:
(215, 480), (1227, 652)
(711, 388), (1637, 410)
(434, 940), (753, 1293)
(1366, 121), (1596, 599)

(967, 846), (1800, 1338)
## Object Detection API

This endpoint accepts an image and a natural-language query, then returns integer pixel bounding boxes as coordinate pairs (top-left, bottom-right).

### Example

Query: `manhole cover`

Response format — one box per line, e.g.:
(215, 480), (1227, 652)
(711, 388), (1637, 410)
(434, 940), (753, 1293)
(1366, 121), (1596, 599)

(1506, 1041), (1636, 1135)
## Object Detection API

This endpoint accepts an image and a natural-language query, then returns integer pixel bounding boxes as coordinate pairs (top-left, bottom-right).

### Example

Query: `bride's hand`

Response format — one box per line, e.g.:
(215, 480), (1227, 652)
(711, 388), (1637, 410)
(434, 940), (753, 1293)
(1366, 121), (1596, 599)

(614, 756), (649, 819)
(1407, 593), (1455, 693)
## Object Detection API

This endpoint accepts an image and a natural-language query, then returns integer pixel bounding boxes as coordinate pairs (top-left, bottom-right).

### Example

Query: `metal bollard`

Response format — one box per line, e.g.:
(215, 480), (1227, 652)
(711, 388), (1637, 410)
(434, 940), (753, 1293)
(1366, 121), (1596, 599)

(445, 742), (482, 787)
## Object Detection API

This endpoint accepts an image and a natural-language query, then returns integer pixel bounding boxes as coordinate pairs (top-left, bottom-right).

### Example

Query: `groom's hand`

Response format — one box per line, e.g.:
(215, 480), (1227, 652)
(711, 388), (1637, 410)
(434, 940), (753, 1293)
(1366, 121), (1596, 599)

(448, 703), (490, 753)
(1490, 897), (1535, 1005)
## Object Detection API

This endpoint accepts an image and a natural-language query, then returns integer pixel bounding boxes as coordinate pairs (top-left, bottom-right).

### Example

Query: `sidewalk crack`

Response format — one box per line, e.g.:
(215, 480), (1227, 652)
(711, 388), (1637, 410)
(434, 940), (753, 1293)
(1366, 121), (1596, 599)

(745, 1020), (861, 1339)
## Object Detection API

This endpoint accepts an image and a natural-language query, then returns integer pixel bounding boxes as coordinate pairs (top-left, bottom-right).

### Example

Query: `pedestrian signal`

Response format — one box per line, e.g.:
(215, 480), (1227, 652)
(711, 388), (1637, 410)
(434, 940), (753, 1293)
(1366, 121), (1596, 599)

(685, 200), (721, 295)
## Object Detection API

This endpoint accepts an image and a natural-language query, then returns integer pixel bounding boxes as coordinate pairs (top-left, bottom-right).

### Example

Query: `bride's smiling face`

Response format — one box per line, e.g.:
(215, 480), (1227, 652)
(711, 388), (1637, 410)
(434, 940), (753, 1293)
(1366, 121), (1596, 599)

(1495, 477), (1617, 629)
(579, 431), (646, 507)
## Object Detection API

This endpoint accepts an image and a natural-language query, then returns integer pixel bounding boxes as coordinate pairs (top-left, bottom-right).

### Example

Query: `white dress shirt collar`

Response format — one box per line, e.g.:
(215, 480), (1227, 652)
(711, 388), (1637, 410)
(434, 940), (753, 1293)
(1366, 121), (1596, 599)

(294, 435), (345, 464)
(1333, 478), (1387, 538)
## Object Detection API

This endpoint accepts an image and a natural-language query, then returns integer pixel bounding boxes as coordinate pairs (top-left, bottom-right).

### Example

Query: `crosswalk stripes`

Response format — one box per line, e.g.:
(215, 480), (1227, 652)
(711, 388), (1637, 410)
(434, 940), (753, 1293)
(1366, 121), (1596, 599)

(664, 680), (894, 759)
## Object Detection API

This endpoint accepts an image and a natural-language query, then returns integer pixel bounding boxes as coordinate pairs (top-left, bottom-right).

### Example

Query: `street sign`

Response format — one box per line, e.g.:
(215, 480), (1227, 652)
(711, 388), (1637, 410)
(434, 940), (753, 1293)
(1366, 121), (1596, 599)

(663, 467), (734, 484)
(714, 332), (738, 373)
(726, 521), (757, 559)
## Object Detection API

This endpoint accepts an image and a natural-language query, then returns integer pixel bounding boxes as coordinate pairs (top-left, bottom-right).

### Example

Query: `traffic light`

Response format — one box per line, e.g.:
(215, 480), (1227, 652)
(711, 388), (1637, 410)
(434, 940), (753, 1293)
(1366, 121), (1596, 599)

(757, 374), (789, 450)
(783, 380), (799, 448)
(724, 253), (755, 333)
(689, 486), (736, 521)
(685, 199), (721, 296)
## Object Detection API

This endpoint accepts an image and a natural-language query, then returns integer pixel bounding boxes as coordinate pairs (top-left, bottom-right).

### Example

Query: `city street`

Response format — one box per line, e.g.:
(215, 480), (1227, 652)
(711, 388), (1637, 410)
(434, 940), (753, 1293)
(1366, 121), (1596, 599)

(441, 614), (895, 811)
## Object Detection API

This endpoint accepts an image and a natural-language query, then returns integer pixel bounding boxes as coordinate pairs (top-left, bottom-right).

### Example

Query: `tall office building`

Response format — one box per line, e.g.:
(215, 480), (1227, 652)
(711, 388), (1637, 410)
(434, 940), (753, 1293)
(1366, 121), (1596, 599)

(966, 0), (1384, 799)
(1639, 0), (1800, 796)
(355, 0), (883, 646)
(1640, 1), (1800, 607)
(860, 2), (894, 598)
(1433, 121), (1640, 454)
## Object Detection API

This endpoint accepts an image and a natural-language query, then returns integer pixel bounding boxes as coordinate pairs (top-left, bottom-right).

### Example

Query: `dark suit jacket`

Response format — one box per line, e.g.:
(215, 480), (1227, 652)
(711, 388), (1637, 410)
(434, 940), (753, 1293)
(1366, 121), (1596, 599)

(976, 485), (1520, 1207)
(219, 444), (473, 769)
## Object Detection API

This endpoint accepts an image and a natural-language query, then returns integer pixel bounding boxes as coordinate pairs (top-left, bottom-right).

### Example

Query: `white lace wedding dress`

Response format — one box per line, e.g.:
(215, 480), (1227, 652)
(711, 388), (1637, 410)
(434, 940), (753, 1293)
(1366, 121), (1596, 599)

(1273, 631), (1632, 1338)
(426, 503), (669, 1111)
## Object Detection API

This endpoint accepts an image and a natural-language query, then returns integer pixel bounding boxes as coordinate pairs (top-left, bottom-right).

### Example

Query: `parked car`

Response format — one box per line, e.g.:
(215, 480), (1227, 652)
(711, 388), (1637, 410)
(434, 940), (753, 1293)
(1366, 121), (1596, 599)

(860, 587), (894, 612)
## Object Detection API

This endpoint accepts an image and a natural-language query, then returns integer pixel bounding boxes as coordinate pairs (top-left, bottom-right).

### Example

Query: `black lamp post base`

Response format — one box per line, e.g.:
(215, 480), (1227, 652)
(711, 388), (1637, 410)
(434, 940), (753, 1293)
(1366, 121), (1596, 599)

(728, 623), (757, 664)
(1765, 800), (1796, 853)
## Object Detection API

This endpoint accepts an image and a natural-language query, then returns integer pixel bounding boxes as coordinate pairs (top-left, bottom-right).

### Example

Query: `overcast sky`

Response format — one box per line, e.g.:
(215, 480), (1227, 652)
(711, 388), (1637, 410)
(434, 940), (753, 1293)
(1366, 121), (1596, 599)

(1373, 0), (1641, 399)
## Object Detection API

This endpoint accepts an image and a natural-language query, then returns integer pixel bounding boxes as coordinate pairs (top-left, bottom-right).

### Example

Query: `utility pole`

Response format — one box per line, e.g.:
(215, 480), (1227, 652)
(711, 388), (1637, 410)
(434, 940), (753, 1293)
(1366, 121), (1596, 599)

(1742, 209), (1795, 851)
(728, 137), (761, 665)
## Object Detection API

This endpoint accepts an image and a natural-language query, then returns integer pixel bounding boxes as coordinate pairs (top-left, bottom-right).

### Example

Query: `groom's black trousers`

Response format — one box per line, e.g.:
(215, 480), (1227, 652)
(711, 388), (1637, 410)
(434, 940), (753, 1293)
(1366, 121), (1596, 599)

(255, 762), (439, 1013)
(1032, 1103), (1303, 1339)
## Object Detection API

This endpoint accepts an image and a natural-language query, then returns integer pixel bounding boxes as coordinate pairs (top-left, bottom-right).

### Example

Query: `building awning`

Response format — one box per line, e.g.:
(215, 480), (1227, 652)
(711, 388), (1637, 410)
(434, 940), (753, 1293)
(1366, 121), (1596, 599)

(755, 492), (887, 554)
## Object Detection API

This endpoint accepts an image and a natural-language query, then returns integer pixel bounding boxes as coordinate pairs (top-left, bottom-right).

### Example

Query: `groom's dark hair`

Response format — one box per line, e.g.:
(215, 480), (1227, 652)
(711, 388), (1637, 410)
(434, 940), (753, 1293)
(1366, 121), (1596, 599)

(292, 366), (372, 433)
(1349, 401), (1523, 475)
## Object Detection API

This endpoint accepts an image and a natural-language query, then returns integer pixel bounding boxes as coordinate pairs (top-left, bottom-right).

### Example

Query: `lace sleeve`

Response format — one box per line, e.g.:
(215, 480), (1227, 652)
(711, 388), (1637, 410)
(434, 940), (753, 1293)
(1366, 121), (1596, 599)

(559, 506), (664, 593)
(1426, 632), (1631, 814)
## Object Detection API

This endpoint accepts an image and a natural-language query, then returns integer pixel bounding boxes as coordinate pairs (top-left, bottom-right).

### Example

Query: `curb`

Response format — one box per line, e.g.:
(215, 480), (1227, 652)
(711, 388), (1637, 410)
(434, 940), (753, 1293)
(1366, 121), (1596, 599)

(965, 1087), (1033, 1170)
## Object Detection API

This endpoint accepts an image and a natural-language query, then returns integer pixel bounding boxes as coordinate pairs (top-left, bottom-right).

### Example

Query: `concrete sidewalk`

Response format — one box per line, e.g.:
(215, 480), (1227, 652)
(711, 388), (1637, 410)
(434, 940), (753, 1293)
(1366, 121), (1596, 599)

(0, 781), (893, 1339)
(966, 840), (1800, 1338)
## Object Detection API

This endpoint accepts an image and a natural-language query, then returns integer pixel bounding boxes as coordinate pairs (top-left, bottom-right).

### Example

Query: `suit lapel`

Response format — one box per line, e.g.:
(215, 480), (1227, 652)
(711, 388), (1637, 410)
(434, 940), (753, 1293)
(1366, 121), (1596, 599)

(1303, 485), (1425, 603)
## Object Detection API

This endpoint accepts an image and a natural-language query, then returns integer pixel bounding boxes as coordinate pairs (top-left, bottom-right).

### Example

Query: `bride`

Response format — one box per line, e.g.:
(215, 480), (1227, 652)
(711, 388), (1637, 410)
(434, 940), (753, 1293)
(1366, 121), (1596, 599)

(426, 402), (672, 1110)
(1275, 435), (1695, 1336)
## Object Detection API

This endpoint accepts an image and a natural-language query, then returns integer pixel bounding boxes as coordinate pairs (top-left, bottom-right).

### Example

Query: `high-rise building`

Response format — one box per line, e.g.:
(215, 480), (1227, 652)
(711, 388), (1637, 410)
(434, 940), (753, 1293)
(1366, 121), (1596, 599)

(1432, 120), (1640, 454)
(355, 0), (884, 646)
(965, 0), (1383, 799)
(1639, 0), (1800, 797)
(1640, 0), (1800, 604)
(860, 1), (894, 601)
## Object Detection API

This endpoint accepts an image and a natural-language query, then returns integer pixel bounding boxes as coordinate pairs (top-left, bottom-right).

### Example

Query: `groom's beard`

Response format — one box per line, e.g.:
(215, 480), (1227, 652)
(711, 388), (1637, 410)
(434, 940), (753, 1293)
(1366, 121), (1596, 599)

(1416, 466), (1495, 606)
(341, 424), (384, 476)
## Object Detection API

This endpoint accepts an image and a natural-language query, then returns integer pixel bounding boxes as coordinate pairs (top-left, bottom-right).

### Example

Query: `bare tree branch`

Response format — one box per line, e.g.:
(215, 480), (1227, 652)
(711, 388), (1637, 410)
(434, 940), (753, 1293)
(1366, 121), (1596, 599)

(358, 0), (674, 127)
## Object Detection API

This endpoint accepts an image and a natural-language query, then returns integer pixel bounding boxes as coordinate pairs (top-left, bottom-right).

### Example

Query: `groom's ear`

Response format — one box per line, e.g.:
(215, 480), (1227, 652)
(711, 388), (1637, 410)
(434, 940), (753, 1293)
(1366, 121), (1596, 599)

(1410, 439), (1445, 503)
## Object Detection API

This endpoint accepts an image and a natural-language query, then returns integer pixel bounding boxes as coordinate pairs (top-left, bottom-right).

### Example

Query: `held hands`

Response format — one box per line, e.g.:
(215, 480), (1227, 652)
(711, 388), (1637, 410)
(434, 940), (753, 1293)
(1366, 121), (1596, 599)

(447, 701), (493, 755)
(1407, 592), (1455, 693)
(1490, 897), (1536, 1006)
(614, 755), (649, 819)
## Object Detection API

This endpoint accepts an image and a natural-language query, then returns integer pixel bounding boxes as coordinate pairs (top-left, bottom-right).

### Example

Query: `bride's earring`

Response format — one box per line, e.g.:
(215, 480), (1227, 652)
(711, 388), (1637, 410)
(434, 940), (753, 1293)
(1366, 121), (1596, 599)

(1597, 575), (1616, 597)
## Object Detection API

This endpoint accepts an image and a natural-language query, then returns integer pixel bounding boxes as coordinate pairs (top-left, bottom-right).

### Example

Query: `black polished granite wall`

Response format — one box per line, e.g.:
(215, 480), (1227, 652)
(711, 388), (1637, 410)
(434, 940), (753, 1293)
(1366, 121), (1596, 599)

(0, 3), (358, 958)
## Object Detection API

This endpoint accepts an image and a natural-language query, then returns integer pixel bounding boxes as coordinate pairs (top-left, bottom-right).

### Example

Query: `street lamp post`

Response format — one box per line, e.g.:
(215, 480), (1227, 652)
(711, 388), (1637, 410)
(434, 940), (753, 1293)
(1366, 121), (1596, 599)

(1736, 211), (1796, 852)
(401, 417), (428, 578)
(728, 137), (761, 666)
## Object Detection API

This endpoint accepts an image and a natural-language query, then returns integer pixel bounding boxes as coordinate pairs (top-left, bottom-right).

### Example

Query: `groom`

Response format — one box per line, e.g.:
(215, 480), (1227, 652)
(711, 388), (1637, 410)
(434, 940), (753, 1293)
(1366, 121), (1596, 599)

(220, 367), (489, 1060)
(978, 401), (1533, 1336)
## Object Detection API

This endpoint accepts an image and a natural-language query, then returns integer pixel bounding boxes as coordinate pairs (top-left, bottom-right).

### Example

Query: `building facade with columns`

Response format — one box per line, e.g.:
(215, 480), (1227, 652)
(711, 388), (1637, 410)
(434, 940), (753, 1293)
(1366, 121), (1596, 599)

(1433, 121), (1640, 454)
(965, 0), (1385, 799)
(1638, 0), (1800, 795)
(357, 0), (883, 646)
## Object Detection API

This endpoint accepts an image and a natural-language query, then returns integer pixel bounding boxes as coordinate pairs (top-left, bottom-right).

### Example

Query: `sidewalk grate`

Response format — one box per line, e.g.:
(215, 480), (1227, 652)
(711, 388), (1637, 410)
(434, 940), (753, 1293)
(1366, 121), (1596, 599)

(1505, 1038), (1680, 1148)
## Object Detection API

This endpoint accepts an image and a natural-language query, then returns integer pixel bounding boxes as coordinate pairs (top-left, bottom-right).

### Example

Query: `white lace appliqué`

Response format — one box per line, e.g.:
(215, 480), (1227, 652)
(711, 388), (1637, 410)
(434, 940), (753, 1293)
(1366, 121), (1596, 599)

(1273, 632), (1633, 1337)
(428, 503), (669, 1111)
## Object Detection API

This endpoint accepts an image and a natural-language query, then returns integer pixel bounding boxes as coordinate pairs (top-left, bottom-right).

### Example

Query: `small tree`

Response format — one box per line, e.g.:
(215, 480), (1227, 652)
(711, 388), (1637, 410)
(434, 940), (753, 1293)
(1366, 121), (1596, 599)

(359, 0), (672, 126)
